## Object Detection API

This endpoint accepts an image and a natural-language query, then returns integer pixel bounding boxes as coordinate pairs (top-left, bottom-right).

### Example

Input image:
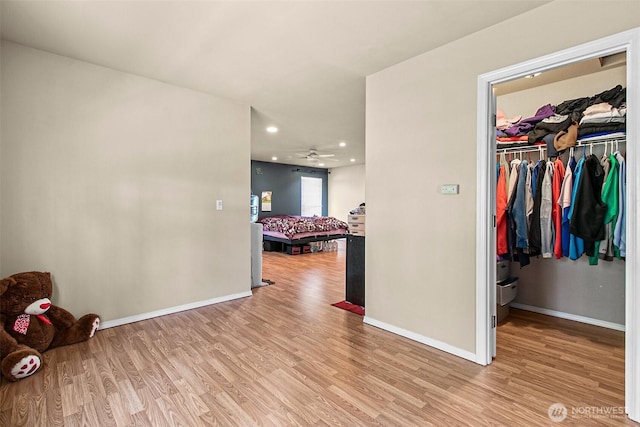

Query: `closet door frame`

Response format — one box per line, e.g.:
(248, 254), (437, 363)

(475, 28), (640, 422)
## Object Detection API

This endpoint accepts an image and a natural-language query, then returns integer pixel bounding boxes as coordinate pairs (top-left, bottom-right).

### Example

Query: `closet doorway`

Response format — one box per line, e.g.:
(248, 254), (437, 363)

(475, 28), (640, 422)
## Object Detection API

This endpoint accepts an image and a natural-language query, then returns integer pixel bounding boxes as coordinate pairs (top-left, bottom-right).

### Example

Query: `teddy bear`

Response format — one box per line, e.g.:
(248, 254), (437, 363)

(1, 271), (100, 382)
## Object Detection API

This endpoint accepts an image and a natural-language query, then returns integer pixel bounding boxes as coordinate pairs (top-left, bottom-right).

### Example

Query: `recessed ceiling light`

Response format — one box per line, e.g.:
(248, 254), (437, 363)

(271, 156), (278, 161)
(339, 141), (346, 147)
(318, 163), (325, 167)
(266, 126), (278, 133)
(350, 158), (356, 162)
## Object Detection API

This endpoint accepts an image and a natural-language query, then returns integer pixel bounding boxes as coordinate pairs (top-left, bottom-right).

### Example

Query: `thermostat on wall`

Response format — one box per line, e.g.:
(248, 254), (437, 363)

(440, 184), (459, 195)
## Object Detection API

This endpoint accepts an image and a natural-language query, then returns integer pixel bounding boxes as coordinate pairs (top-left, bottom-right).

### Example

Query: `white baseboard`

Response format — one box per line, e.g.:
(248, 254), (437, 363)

(99, 291), (252, 330)
(510, 302), (625, 332)
(363, 316), (476, 362)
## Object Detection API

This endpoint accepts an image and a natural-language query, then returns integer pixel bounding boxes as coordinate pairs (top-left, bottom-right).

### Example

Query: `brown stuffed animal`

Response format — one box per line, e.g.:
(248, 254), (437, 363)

(1, 271), (100, 381)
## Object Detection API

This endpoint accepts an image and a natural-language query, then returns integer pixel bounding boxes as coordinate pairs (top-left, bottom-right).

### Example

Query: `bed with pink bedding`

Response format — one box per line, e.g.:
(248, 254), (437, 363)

(258, 215), (349, 249)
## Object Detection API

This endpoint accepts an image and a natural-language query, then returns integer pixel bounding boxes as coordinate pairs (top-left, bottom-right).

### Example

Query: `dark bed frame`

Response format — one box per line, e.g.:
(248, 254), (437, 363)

(263, 232), (348, 252)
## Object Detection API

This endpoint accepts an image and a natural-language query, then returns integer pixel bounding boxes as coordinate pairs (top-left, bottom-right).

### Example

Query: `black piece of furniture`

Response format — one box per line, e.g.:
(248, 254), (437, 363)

(263, 232), (347, 252)
(346, 235), (365, 307)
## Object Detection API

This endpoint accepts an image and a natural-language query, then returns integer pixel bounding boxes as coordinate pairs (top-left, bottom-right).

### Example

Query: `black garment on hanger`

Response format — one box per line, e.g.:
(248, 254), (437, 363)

(569, 154), (606, 256)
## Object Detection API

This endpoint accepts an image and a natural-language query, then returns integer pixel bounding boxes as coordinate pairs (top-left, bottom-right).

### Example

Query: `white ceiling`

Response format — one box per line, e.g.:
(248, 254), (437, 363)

(1, 1), (548, 169)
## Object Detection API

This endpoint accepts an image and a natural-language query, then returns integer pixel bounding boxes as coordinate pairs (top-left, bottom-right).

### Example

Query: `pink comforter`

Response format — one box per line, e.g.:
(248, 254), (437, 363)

(258, 215), (349, 240)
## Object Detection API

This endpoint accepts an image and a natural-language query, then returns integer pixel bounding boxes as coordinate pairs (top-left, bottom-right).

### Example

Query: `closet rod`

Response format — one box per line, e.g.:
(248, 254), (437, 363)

(497, 137), (626, 155)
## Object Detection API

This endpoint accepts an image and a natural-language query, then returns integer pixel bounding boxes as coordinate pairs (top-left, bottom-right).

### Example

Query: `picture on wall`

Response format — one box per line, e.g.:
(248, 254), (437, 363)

(261, 191), (272, 211)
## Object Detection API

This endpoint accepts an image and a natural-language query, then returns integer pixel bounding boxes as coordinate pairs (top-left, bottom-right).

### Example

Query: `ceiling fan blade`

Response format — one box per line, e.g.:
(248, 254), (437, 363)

(317, 154), (335, 157)
(311, 157), (339, 163)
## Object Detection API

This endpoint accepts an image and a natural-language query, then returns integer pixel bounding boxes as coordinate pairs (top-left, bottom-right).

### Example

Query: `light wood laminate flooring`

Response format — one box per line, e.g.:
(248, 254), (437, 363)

(0, 242), (634, 426)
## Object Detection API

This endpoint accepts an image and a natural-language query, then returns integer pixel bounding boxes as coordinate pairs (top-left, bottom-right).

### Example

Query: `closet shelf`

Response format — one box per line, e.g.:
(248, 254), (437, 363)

(497, 135), (626, 156)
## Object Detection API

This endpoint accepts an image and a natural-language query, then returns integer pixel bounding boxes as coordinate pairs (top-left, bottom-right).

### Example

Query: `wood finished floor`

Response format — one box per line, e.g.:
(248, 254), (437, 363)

(0, 241), (634, 426)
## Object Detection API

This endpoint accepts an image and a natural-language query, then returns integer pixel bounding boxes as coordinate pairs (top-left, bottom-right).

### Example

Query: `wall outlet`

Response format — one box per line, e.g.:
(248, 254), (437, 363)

(440, 184), (459, 195)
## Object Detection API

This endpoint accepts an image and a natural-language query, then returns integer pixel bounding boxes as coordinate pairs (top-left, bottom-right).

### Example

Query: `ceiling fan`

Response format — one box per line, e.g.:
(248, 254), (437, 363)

(296, 149), (338, 162)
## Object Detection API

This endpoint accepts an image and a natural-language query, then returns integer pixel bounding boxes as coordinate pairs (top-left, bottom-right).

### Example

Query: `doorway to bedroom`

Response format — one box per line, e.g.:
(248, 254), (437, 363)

(251, 159), (347, 280)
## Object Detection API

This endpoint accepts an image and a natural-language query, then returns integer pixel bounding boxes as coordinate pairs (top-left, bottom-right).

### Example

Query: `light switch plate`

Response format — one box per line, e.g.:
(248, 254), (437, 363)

(216, 200), (223, 210)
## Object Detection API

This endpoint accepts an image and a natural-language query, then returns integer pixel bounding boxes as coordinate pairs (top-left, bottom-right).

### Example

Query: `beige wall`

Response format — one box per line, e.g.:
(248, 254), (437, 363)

(1, 42), (251, 323)
(366, 2), (640, 354)
(328, 164), (365, 222)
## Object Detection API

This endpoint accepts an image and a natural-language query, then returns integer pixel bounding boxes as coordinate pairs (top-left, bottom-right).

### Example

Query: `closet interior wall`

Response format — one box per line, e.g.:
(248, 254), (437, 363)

(496, 65), (627, 327)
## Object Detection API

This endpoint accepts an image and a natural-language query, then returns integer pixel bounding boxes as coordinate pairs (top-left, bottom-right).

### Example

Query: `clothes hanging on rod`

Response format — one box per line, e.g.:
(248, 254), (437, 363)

(569, 154), (606, 257)
(567, 155), (588, 259)
(529, 159), (546, 255)
(540, 160), (555, 258)
(496, 154), (509, 255)
(551, 158), (565, 259)
(613, 151), (626, 257)
(592, 152), (620, 264)
(496, 137), (626, 266)
(560, 155), (577, 258)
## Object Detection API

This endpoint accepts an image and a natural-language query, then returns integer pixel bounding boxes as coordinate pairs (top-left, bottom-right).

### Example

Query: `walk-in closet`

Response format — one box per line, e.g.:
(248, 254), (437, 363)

(491, 53), (628, 402)
(495, 58), (627, 328)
